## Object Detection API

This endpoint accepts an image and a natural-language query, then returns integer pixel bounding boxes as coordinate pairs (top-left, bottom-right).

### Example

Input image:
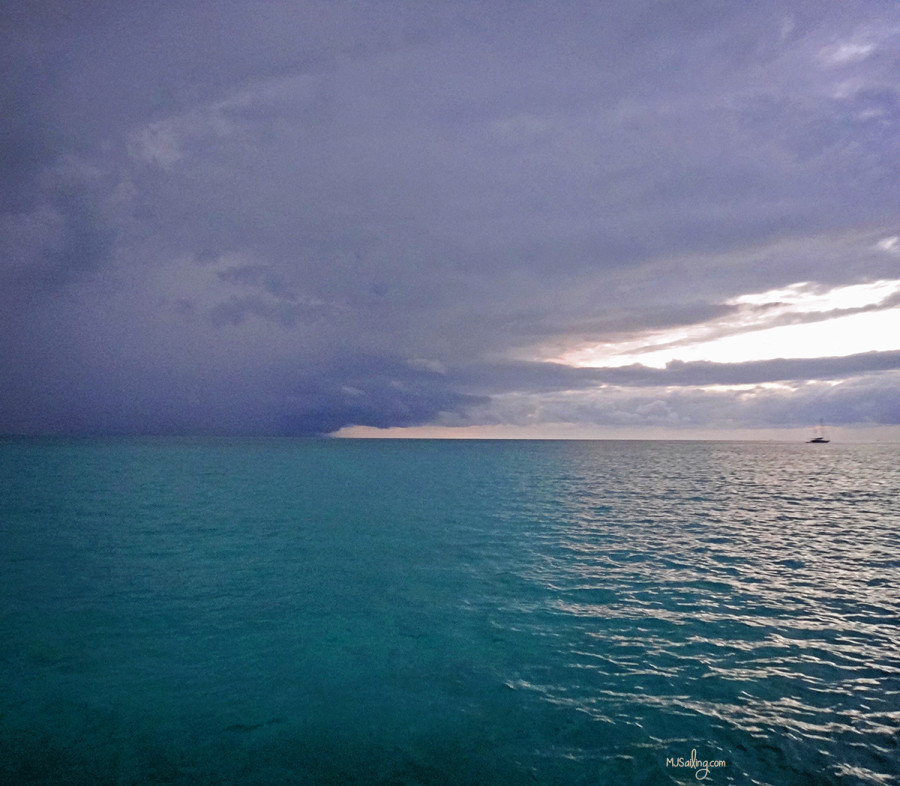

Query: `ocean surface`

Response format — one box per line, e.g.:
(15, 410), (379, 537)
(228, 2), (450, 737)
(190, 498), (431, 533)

(1, 438), (898, 785)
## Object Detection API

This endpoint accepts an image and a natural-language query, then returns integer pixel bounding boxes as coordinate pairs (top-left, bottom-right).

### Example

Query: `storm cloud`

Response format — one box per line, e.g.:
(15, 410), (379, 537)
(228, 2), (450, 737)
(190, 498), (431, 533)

(2, 1), (899, 437)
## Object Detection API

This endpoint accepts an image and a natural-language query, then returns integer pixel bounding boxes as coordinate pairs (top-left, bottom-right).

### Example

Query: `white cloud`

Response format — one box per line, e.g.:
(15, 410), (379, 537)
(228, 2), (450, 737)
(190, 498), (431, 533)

(128, 121), (184, 169)
(877, 236), (899, 254)
(819, 40), (875, 66)
(729, 279), (900, 312)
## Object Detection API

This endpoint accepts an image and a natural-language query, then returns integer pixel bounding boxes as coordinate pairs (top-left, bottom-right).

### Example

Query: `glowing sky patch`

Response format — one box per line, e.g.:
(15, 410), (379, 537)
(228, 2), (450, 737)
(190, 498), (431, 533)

(559, 279), (900, 369)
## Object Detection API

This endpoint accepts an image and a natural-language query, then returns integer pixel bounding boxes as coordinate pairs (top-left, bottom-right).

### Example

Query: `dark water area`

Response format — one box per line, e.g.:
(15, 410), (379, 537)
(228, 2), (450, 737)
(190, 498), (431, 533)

(1, 438), (898, 784)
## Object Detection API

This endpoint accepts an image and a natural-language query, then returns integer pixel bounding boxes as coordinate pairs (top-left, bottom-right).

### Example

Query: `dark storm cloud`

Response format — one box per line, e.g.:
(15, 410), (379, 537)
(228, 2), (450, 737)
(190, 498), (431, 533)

(2, 1), (899, 435)
(446, 351), (900, 395)
(1, 351), (485, 437)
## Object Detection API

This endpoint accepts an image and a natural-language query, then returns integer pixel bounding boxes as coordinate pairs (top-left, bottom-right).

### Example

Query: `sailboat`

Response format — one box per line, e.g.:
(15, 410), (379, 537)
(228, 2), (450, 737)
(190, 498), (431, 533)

(807, 421), (830, 443)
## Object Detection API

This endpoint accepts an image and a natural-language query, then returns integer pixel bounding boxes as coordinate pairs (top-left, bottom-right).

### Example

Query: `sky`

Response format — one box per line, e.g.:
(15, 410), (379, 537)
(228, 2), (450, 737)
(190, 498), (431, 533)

(2, 0), (899, 439)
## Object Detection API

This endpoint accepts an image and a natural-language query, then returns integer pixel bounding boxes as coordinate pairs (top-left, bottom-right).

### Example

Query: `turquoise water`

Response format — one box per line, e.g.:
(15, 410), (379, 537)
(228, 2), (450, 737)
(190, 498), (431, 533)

(1, 438), (898, 784)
